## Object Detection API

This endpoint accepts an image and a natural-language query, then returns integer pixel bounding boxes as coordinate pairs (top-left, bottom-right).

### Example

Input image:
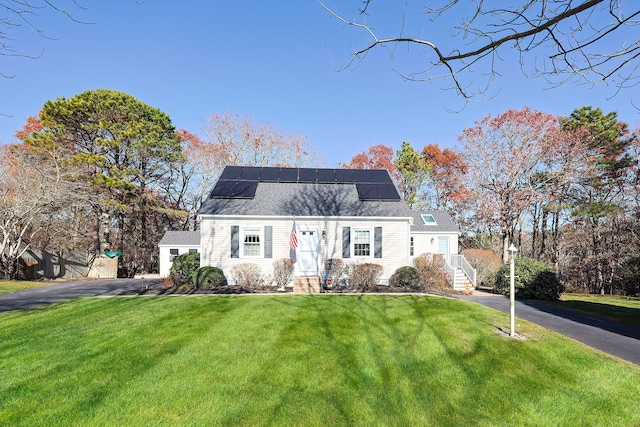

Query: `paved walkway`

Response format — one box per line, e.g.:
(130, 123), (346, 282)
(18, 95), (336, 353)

(0, 278), (160, 313)
(457, 291), (640, 366)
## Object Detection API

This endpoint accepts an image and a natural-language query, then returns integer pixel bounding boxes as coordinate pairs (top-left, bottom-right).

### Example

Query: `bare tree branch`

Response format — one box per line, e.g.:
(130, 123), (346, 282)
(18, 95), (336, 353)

(0, 0), (92, 77)
(318, 0), (640, 99)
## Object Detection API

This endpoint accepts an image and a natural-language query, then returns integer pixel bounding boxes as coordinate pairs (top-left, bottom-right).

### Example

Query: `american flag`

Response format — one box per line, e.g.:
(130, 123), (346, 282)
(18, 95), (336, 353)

(290, 222), (298, 251)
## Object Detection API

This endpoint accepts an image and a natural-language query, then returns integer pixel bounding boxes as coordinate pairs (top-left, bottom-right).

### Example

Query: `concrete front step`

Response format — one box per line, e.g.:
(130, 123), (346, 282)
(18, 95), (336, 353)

(292, 276), (322, 294)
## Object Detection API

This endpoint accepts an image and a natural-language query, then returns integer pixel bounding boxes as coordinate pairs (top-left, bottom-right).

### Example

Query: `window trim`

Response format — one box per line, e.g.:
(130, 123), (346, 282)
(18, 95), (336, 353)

(421, 214), (437, 225)
(351, 227), (373, 258)
(241, 226), (263, 258)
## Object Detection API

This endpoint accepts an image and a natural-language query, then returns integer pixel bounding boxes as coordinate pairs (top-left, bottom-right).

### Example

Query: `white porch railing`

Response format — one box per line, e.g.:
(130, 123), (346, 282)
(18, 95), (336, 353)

(450, 254), (477, 288)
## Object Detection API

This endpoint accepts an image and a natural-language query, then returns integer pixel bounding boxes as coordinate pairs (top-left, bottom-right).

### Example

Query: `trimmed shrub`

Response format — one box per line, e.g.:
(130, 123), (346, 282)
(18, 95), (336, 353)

(345, 263), (383, 292)
(494, 257), (564, 300)
(272, 258), (295, 289)
(462, 248), (502, 288)
(389, 266), (421, 290)
(192, 266), (225, 289)
(232, 263), (264, 288)
(169, 252), (200, 285)
(413, 253), (448, 290)
(324, 258), (346, 288)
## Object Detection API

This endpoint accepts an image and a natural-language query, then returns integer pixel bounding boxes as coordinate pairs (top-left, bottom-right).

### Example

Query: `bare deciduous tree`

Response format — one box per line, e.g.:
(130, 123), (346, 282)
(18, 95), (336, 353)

(1, 0), (90, 78)
(204, 112), (321, 168)
(318, 1), (640, 99)
(0, 143), (89, 278)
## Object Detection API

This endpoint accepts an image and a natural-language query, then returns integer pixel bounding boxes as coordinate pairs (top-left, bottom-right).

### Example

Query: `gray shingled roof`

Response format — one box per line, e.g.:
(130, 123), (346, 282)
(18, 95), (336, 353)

(198, 182), (413, 218)
(409, 211), (459, 233)
(158, 230), (201, 246)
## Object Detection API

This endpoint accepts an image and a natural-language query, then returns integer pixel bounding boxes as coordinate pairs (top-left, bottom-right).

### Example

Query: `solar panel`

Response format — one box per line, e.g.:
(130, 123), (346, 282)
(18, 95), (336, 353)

(356, 183), (379, 200)
(370, 169), (391, 183)
(279, 168), (298, 182)
(298, 168), (317, 183)
(353, 169), (374, 183)
(335, 169), (354, 183)
(316, 168), (336, 183)
(376, 184), (401, 201)
(210, 180), (238, 198)
(259, 167), (280, 182)
(233, 181), (258, 198)
(240, 166), (261, 181)
(219, 166), (243, 180)
(214, 166), (397, 202)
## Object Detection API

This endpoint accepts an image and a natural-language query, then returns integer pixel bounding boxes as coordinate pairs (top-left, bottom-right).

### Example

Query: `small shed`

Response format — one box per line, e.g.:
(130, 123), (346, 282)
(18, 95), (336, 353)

(158, 231), (201, 277)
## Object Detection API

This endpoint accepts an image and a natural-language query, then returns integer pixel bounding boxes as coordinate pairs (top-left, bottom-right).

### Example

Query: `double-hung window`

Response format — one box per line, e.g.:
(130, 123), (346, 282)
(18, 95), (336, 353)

(242, 228), (261, 257)
(353, 229), (371, 257)
(169, 248), (179, 262)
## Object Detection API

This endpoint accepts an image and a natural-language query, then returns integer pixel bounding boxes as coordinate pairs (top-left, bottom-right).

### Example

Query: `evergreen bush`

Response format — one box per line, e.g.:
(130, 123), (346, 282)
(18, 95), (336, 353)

(169, 252), (200, 285)
(389, 266), (420, 289)
(494, 257), (564, 300)
(192, 266), (225, 289)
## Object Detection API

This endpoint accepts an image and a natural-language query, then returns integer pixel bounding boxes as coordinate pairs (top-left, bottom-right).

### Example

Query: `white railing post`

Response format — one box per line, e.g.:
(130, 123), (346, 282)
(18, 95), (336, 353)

(451, 254), (477, 288)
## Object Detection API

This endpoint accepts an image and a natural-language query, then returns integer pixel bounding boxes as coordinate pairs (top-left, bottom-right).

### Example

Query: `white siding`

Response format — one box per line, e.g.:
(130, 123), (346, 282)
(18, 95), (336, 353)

(158, 244), (200, 278)
(410, 232), (459, 264)
(200, 216), (411, 284)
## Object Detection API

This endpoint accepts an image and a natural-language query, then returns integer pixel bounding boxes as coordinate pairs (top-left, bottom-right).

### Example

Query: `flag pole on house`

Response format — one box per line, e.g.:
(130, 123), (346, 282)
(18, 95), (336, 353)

(289, 216), (298, 262)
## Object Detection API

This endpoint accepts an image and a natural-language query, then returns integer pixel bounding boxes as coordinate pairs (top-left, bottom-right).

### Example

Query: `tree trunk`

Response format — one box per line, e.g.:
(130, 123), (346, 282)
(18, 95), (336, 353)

(540, 208), (549, 261)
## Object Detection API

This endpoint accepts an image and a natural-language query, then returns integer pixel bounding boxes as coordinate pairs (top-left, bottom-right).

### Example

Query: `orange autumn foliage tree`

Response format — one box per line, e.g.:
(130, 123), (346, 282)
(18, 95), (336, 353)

(422, 144), (469, 212)
(460, 108), (561, 262)
(339, 144), (401, 186)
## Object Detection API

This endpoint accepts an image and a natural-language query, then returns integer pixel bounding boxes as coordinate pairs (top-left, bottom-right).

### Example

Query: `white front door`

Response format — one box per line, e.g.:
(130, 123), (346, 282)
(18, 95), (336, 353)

(296, 230), (319, 276)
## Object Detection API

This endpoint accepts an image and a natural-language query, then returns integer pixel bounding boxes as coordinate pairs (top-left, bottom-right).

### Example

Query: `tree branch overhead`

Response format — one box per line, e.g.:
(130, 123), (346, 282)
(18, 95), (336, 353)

(318, 0), (640, 98)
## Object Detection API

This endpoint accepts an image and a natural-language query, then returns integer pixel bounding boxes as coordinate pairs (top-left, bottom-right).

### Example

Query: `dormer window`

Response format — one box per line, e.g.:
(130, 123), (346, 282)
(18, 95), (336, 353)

(421, 214), (437, 225)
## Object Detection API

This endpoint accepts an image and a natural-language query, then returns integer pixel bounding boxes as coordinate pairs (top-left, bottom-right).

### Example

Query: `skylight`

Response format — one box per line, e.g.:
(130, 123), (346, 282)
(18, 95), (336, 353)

(421, 214), (437, 225)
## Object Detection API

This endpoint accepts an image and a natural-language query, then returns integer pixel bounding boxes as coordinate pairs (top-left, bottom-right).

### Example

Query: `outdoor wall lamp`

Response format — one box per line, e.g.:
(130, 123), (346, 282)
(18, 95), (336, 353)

(430, 238), (435, 244)
(322, 230), (326, 240)
(508, 245), (518, 337)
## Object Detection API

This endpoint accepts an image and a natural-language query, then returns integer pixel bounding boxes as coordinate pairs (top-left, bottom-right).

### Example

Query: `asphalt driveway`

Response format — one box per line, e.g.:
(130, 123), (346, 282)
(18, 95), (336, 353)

(0, 278), (159, 313)
(457, 291), (640, 366)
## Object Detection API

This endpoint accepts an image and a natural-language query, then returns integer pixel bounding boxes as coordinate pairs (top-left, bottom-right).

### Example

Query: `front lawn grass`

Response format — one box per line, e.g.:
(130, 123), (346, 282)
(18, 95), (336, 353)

(543, 293), (640, 328)
(0, 280), (52, 295)
(1, 295), (639, 426)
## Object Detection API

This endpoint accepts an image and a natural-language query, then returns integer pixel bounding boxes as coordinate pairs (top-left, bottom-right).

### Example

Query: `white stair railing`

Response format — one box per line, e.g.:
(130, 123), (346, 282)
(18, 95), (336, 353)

(451, 254), (477, 288)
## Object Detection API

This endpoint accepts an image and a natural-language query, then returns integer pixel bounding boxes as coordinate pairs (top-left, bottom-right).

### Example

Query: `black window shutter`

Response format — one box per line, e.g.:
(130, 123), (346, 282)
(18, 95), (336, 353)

(264, 226), (272, 258)
(374, 227), (382, 258)
(342, 226), (350, 258)
(231, 226), (239, 258)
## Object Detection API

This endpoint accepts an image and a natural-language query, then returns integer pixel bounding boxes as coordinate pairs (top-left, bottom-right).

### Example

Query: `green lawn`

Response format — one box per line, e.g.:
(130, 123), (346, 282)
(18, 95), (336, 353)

(542, 293), (640, 328)
(0, 280), (53, 295)
(1, 295), (639, 426)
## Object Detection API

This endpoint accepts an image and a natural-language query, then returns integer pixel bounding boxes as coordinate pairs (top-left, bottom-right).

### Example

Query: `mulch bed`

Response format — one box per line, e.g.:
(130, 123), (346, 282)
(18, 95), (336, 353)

(120, 284), (459, 297)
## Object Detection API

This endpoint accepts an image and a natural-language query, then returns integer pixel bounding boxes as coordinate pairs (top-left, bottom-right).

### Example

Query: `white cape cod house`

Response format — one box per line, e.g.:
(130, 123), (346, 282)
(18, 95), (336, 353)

(159, 166), (475, 291)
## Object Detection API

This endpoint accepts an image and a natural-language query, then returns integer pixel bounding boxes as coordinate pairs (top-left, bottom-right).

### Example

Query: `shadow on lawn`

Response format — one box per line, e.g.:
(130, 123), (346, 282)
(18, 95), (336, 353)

(258, 295), (508, 425)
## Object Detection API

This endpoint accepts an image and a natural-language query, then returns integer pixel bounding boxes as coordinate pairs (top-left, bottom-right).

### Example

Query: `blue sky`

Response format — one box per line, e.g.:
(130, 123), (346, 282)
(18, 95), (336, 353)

(1, 1), (638, 166)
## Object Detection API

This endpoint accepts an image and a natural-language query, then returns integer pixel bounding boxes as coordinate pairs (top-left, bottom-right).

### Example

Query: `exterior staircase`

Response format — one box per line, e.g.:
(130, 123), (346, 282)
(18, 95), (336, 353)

(293, 276), (322, 293)
(445, 255), (477, 292)
(452, 269), (474, 292)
